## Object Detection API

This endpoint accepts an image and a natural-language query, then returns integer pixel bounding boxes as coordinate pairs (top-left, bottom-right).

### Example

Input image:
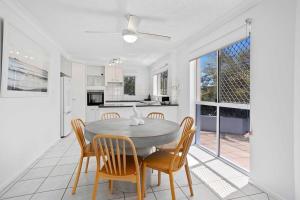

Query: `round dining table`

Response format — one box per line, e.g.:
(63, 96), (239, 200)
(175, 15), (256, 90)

(84, 117), (180, 192)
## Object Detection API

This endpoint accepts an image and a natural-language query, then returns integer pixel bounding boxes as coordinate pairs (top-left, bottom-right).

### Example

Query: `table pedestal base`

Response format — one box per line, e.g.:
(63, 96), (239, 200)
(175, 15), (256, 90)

(114, 147), (153, 193)
(114, 169), (152, 193)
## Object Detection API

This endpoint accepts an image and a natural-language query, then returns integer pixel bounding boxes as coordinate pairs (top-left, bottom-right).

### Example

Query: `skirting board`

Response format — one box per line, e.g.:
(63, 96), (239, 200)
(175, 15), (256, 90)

(0, 139), (60, 196)
(249, 178), (286, 200)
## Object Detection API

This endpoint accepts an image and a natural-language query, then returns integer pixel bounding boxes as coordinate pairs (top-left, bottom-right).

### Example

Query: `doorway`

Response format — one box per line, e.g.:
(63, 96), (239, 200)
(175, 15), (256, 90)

(191, 37), (251, 172)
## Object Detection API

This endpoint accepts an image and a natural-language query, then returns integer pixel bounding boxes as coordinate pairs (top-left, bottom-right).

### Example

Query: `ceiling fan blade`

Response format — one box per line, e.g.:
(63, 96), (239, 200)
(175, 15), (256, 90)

(137, 32), (171, 41)
(85, 31), (121, 34)
(127, 15), (140, 32)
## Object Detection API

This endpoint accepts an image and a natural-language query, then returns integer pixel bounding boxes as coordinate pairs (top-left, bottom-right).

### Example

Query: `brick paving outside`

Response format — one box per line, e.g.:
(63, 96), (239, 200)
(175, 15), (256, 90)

(199, 131), (250, 170)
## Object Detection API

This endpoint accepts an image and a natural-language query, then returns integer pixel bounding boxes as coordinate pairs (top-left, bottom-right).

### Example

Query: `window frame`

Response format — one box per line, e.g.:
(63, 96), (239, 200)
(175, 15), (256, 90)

(193, 37), (251, 174)
(196, 37), (250, 108)
(152, 70), (168, 97)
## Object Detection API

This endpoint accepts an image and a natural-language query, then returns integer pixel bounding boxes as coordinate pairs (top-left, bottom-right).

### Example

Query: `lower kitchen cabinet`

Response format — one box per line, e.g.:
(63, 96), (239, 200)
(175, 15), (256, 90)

(86, 106), (179, 123)
(86, 106), (100, 122)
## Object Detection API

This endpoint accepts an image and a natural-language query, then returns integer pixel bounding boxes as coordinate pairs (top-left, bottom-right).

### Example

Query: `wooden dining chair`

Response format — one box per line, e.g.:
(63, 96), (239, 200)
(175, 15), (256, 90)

(155, 116), (194, 185)
(157, 116), (194, 152)
(146, 112), (165, 119)
(92, 134), (143, 200)
(101, 112), (121, 120)
(142, 129), (196, 200)
(71, 119), (95, 194)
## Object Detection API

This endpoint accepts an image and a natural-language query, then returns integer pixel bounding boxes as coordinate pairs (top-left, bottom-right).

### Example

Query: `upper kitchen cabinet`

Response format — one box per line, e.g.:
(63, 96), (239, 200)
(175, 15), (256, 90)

(87, 66), (105, 90)
(105, 65), (123, 84)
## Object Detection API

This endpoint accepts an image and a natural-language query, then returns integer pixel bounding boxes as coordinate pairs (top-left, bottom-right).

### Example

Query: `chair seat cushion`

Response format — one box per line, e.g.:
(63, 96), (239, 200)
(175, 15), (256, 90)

(100, 156), (143, 176)
(84, 143), (95, 156)
(144, 151), (181, 171)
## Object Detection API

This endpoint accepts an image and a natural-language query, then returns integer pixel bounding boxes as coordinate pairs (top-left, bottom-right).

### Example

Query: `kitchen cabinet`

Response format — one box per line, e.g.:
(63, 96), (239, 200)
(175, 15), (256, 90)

(86, 106), (99, 122)
(105, 65), (123, 84)
(86, 66), (105, 90)
(87, 105), (179, 123)
(98, 106), (179, 122)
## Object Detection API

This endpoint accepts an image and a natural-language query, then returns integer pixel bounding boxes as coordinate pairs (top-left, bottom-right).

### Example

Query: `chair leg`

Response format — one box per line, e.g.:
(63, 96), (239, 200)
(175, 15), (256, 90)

(72, 156), (83, 194)
(136, 174), (142, 200)
(85, 156), (90, 173)
(141, 163), (147, 198)
(168, 172), (176, 200)
(152, 147), (157, 174)
(92, 172), (100, 200)
(158, 171), (161, 186)
(184, 160), (194, 196)
(109, 180), (113, 193)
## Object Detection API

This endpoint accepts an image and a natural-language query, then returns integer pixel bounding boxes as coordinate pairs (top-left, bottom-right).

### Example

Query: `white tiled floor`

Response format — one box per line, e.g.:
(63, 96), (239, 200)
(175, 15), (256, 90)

(0, 135), (271, 200)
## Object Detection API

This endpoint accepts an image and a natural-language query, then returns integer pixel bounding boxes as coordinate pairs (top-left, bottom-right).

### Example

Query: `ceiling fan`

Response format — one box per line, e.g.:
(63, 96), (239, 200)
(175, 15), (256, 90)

(85, 15), (171, 43)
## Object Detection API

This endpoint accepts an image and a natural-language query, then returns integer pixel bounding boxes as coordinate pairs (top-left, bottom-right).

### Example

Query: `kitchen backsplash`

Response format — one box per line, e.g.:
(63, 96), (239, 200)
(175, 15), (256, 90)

(105, 83), (149, 101)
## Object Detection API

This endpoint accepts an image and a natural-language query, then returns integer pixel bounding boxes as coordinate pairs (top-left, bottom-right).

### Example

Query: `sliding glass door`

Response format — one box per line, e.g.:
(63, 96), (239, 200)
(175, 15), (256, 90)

(194, 37), (251, 172)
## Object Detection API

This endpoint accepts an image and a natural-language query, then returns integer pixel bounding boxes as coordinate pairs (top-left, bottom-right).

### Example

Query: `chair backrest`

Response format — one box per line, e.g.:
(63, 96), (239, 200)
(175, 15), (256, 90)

(93, 134), (140, 177)
(146, 112), (165, 119)
(71, 119), (87, 152)
(170, 129), (196, 171)
(101, 112), (120, 120)
(179, 116), (194, 139)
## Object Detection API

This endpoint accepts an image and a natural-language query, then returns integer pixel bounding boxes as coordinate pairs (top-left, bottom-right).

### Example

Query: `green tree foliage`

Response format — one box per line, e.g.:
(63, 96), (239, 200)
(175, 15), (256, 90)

(124, 76), (135, 95)
(200, 37), (250, 104)
(219, 38), (250, 104)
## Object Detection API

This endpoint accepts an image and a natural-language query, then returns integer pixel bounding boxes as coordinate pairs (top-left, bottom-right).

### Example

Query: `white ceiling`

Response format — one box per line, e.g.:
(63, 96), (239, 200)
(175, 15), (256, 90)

(16, 0), (247, 66)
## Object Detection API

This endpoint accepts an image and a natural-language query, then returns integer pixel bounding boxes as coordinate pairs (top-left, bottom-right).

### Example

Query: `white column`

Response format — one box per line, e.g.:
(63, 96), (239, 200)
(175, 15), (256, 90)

(294, 0), (300, 199)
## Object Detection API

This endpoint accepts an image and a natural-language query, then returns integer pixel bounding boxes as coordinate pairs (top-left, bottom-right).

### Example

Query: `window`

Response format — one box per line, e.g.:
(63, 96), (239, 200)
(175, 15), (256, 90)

(153, 75), (158, 96)
(199, 52), (218, 102)
(219, 37), (250, 104)
(195, 37), (251, 172)
(124, 76), (135, 95)
(160, 70), (168, 95)
(153, 70), (168, 96)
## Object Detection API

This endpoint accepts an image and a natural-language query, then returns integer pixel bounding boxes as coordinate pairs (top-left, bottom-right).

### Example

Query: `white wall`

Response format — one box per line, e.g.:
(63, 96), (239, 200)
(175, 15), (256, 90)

(294, 0), (300, 199)
(61, 55), (72, 76)
(249, 1), (296, 199)
(148, 0), (297, 199)
(0, 1), (62, 190)
(105, 65), (150, 101)
(71, 63), (86, 120)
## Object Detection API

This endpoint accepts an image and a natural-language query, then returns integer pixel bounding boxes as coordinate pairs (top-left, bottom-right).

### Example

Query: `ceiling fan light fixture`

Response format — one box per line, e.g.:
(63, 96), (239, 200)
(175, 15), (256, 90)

(122, 30), (138, 43)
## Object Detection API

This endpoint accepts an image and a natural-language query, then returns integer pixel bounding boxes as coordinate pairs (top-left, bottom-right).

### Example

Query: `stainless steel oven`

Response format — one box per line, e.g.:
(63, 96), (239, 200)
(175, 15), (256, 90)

(87, 91), (104, 106)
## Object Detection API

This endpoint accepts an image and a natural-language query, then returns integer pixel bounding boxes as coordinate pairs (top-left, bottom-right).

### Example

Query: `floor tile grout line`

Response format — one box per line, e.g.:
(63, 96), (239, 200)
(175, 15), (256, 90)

(0, 160), (43, 198)
(189, 172), (261, 200)
(30, 136), (75, 200)
(60, 159), (77, 200)
(149, 187), (158, 200)
(0, 140), (70, 199)
(1, 138), (266, 200)
(31, 188), (67, 195)
(184, 151), (256, 200)
(19, 164), (77, 182)
(227, 191), (267, 200)
(28, 161), (61, 200)
(188, 146), (249, 177)
(0, 193), (32, 200)
(1, 188), (68, 200)
(178, 185), (191, 200)
(54, 136), (78, 200)
(188, 152), (251, 192)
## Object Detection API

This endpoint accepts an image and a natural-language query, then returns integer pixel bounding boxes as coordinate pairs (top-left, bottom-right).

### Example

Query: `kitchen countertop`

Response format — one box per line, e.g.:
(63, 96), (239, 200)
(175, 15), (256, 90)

(105, 100), (142, 102)
(99, 103), (179, 108)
